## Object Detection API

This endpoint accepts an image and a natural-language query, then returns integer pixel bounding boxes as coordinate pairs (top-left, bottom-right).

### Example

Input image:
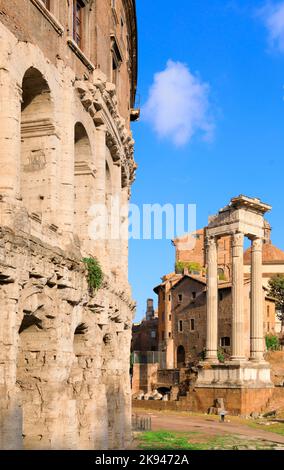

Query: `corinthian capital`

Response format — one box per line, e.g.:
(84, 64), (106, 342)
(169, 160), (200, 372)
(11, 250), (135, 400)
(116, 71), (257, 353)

(252, 237), (263, 251)
(232, 232), (244, 247)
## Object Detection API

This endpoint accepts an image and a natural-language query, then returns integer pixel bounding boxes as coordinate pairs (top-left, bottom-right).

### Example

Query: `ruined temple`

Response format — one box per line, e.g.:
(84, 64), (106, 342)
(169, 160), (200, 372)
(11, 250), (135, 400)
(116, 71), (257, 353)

(0, 0), (138, 449)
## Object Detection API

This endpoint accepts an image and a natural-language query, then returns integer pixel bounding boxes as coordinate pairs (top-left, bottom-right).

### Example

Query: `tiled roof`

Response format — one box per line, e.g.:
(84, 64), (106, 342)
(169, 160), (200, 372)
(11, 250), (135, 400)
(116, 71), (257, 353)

(244, 243), (284, 264)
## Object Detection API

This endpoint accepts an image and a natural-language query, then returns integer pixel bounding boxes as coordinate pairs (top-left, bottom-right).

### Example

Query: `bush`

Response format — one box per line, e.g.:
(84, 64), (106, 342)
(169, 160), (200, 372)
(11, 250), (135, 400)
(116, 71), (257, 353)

(82, 257), (104, 292)
(175, 261), (202, 274)
(265, 334), (280, 351)
(217, 348), (225, 363)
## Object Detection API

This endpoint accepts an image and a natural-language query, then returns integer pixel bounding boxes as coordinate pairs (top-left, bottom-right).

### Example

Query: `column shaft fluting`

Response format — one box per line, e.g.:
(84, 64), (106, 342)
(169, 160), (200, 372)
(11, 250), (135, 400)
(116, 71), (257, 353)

(250, 238), (264, 361)
(205, 236), (218, 361)
(231, 232), (246, 360)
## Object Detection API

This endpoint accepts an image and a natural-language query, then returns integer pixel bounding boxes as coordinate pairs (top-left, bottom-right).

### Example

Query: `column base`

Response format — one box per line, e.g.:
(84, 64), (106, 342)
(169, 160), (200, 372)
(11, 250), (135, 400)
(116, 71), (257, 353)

(195, 360), (273, 389)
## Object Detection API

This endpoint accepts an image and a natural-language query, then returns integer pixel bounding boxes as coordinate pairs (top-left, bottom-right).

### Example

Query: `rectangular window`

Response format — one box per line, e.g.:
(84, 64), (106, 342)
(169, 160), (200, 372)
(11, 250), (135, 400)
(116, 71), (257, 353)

(221, 337), (230, 347)
(267, 305), (270, 318)
(73, 0), (83, 48)
(169, 315), (171, 321)
(190, 319), (195, 331)
(150, 330), (156, 339)
(178, 294), (183, 303)
(192, 292), (196, 300)
(169, 332), (171, 338)
(168, 295), (171, 301)
(179, 320), (183, 332)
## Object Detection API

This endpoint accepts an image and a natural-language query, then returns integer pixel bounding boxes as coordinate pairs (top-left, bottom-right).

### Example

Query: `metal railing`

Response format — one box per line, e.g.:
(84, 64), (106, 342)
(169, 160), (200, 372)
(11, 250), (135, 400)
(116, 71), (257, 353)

(132, 414), (152, 432)
(132, 351), (166, 367)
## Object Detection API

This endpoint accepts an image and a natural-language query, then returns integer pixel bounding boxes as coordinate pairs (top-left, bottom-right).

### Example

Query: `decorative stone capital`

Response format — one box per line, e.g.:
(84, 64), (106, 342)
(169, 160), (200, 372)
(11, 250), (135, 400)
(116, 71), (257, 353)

(206, 235), (217, 249)
(251, 237), (263, 252)
(206, 236), (217, 264)
(232, 232), (244, 248)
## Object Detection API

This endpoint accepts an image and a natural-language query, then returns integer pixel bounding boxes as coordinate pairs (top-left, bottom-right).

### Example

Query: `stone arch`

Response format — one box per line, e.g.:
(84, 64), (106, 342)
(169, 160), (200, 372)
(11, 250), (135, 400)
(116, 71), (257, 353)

(74, 122), (95, 247)
(67, 319), (102, 449)
(177, 345), (185, 368)
(16, 290), (60, 449)
(21, 67), (58, 229)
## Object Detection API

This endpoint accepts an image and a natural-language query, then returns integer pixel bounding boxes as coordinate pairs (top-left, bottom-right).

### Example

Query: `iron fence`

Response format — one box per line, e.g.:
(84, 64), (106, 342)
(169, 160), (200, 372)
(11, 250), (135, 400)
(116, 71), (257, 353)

(132, 414), (152, 432)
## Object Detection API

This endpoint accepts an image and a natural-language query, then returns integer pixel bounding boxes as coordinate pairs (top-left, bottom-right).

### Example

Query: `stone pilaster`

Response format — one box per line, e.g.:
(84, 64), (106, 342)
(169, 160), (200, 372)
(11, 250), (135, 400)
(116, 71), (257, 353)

(120, 186), (130, 290)
(90, 127), (106, 267)
(205, 236), (218, 362)
(231, 232), (246, 361)
(250, 238), (264, 361)
(0, 70), (21, 199)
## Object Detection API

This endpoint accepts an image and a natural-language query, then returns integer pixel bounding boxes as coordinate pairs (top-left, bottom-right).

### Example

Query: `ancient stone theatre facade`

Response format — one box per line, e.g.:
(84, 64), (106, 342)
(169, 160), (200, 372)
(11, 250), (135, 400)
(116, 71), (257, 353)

(0, 0), (138, 449)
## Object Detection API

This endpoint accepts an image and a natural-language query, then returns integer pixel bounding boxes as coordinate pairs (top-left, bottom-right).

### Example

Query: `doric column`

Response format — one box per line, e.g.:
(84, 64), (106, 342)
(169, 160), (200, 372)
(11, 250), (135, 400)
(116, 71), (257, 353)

(231, 232), (246, 361)
(205, 236), (218, 362)
(250, 237), (264, 361)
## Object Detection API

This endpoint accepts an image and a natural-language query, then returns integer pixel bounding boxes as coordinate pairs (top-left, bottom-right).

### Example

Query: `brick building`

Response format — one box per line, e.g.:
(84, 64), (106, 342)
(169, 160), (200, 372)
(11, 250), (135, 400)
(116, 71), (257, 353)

(163, 274), (276, 367)
(131, 299), (159, 353)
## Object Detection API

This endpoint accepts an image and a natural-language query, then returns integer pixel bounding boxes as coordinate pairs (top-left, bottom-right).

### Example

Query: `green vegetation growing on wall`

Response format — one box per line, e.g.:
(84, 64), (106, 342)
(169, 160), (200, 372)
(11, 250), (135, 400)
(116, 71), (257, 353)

(82, 257), (104, 292)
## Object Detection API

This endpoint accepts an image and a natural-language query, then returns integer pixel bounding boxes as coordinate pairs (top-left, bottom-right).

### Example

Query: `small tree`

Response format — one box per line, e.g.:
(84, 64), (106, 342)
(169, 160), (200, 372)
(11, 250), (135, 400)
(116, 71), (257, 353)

(268, 275), (284, 330)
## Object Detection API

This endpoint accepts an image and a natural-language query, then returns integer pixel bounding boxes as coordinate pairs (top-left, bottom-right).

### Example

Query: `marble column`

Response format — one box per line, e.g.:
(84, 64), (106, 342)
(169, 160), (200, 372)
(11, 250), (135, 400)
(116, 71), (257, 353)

(250, 238), (264, 361)
(231, 232), (246, 361)
(205, 236), (218, 362)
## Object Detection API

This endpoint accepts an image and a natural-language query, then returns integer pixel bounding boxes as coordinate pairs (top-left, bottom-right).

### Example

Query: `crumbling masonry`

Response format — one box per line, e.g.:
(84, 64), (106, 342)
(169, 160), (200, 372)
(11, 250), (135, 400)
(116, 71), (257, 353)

(0, 0), (138, 449)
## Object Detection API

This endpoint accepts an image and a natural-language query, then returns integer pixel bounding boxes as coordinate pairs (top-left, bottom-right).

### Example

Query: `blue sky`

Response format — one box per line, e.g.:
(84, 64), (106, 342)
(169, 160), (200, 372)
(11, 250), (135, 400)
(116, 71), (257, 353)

(129, 0), (284, 322)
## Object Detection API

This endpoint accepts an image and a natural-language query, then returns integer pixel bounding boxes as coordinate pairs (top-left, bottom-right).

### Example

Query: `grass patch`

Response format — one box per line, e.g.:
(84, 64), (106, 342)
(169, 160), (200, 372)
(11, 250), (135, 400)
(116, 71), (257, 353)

(136, 430), (281, 450)
(247, 421), (284, 437)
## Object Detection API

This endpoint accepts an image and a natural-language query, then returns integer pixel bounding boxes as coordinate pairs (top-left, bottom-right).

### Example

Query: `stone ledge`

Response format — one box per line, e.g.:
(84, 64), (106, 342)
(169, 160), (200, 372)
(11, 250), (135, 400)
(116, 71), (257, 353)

(30, 0), (64, 36)
(67, 37), (95, 72)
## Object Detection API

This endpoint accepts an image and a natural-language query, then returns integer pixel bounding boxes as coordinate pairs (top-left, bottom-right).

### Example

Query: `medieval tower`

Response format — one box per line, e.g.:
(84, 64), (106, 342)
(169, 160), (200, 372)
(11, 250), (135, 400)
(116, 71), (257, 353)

(0, 0), (138, 449)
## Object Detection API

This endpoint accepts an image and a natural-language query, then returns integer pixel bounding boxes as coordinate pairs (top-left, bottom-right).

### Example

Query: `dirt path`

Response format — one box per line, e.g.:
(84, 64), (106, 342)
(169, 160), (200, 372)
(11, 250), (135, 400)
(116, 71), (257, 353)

(133, 409), (284, 445)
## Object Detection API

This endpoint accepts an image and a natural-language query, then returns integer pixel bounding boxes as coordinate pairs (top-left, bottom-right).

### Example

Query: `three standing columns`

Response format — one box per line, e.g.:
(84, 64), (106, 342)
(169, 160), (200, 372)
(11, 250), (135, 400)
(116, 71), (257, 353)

(205, 232), (264, 363)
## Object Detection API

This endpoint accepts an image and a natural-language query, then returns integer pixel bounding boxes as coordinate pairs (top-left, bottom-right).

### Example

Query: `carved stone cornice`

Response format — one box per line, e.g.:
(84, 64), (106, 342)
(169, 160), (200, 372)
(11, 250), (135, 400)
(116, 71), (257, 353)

(75, 70), (136, 186)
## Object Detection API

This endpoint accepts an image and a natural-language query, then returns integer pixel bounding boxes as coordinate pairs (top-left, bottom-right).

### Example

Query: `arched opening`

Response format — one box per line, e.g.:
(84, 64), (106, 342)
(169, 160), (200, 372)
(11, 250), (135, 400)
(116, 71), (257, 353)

(177, 345), (185, 368)
(17, 309), (47, 449)
(74, 123), (94, 247)
(21, 68), (56, 227)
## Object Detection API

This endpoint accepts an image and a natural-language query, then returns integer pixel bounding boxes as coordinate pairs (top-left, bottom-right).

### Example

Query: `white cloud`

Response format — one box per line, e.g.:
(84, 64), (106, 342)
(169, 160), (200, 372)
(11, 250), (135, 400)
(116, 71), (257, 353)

(142, 60), (214, 146)
(258, 1), (284, 52)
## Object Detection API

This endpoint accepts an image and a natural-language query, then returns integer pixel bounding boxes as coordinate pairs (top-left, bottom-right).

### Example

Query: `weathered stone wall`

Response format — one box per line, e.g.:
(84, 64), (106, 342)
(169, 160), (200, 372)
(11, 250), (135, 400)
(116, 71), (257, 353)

(132, 364), (159, 394)
(0, 228), (134, 449)
(0, 0), (137, 450)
